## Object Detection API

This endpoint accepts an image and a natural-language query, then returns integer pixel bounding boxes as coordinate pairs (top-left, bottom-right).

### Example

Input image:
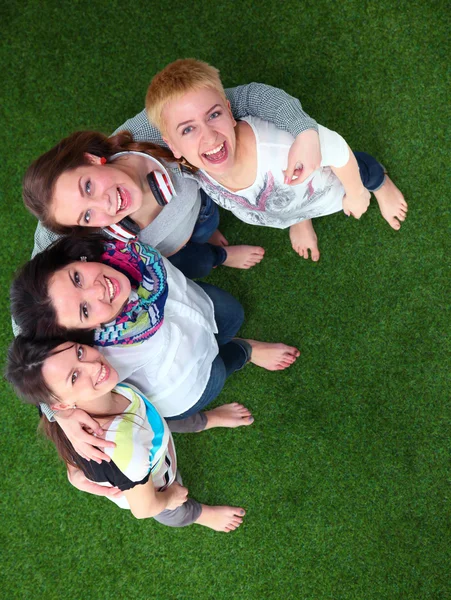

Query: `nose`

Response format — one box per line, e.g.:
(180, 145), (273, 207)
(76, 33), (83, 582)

(91, 190), (116, 216)
(86, 278), (107, 304)
(200, 122), (218, 145)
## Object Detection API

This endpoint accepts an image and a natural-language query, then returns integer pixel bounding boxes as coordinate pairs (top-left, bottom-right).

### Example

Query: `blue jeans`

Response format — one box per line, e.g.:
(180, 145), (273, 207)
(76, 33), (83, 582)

(166, 282), (251, 420)
(354, 151), (385, 192)
(168, 190), (227, 279)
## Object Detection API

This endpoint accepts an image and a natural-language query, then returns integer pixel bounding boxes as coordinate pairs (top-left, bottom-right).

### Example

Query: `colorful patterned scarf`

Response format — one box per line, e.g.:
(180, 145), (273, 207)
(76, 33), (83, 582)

(94, 240), (168, 347)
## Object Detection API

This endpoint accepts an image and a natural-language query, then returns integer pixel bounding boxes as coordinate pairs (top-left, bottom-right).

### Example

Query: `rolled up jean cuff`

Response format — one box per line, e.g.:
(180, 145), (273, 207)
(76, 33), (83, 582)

(167, 412), (208, 433)
(231, 339), (252, 367)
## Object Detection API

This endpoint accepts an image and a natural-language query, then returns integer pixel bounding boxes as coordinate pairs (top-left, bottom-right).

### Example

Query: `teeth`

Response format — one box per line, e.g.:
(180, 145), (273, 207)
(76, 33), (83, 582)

(98, 364), (107, 384)
(116, 188), (124, 212)
(105, 276), (114, 301)
(204, 143), (224, 156)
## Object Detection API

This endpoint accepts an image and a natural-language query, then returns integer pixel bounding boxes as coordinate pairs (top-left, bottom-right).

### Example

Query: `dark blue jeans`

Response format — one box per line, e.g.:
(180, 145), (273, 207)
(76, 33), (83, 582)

(168, 190), (227, 279)
(354, 151), (385, 192)
(166, 282), (251, 420)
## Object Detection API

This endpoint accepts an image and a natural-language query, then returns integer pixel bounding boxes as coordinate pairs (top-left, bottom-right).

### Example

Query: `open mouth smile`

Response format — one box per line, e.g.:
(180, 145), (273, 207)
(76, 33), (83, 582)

(104, 276), (118, 302)
(96, 362), (110, 385)
(116, 187), (130, 213)
(202, 142), (228, 164)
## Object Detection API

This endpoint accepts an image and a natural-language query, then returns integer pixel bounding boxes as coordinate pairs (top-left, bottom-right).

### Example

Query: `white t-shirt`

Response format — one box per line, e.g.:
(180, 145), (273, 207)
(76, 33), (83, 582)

(195, 116), (350, 229)
(100, 257), (218, 418)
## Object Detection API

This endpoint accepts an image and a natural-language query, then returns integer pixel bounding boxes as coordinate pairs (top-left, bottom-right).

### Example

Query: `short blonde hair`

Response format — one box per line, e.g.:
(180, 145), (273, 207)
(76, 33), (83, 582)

(146, 59), (227, 135)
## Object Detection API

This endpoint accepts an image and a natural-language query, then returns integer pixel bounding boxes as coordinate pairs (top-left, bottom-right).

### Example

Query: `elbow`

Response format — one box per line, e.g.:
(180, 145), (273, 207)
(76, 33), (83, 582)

(131, 507), (158, 520)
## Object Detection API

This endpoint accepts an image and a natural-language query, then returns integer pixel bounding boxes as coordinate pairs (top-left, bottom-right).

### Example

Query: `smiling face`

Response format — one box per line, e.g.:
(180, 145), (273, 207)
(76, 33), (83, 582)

(51, 158), (143, 228)
(48, 260), (131, 330)
(42, 342), (119, 409)
(162, 87), (237, 176)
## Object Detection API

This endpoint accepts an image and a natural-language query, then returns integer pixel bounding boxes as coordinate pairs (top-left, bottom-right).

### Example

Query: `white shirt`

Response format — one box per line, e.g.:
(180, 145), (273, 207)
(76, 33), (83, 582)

(100, 258), (218, 418)
(196, 116), (350, 229)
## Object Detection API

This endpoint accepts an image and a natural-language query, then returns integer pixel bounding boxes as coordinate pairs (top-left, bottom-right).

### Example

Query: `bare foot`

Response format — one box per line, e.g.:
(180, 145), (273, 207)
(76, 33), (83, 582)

(289, 219), (320, 261)
(223, 245), (265, 269)
(195, 505), (245, 532)
(243, 339), (300, 371)
(373, 175), (408, 230)
(208, 229), (229, 246)
(204, 403), (254, 429)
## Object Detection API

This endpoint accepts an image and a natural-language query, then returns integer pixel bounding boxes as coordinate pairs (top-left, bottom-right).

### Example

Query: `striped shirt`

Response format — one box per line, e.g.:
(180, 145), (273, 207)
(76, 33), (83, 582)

(78, 382), (176, 511)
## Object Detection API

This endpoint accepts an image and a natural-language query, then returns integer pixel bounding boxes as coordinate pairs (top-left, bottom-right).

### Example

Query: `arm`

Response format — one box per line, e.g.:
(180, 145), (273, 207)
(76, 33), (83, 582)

(331, 147), (370, 219)
(318, 125), (370, 219)
(225, 83), (321, 185)
(124, 479), (189, 519)
(115, 84), (318, 143)
(67, 465), (123, 498)
(32, 222), (62, 258)
(54, 408), (116, 463)
(225, 83), (317, 137)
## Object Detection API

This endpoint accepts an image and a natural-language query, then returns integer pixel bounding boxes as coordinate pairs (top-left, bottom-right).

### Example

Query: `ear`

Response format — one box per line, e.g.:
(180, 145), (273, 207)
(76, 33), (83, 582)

(227, 100), (237, 127)
(163, 137), (183, 159)
(51, 401), (72, 411)
(84, 152), (102, 165)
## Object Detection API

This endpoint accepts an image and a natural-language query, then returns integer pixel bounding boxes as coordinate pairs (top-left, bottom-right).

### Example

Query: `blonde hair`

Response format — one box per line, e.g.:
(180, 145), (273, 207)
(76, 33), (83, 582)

(146, 59), (227, 134)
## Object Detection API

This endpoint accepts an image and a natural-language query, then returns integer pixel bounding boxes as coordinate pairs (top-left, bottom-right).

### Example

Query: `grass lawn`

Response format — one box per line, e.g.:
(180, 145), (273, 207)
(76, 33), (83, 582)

(0, 1), (449, 598)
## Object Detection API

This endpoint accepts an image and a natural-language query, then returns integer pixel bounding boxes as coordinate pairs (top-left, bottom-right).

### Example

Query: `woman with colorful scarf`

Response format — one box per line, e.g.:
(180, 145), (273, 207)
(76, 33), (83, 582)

(11, 235), (300, 460)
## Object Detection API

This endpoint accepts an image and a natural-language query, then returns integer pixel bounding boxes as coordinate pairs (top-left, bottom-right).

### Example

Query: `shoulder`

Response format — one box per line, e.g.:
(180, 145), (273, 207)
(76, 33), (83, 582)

(32, 222), (61, 257)
(240, 116), (294, 148)
(112, 109), (164, 144)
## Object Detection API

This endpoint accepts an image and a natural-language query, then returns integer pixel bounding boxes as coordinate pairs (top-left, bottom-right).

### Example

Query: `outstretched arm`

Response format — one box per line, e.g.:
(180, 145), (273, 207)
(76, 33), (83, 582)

(332, 148), (370, 219)
(319, 125), (370, 219)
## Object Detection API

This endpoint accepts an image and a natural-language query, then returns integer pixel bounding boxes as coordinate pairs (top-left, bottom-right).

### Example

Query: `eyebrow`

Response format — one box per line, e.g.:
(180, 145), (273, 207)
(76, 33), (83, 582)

(68, 271), (84, 323)
(64, 344), (78, 386)
(176, 104), (222, 131)
(76, 178), (85, 225)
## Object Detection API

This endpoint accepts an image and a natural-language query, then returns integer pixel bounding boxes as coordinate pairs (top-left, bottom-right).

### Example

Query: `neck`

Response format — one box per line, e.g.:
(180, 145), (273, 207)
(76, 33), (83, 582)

(111, 153), (163, 229)
(82, 389), (130, 424)
(209, 121), (255, 190)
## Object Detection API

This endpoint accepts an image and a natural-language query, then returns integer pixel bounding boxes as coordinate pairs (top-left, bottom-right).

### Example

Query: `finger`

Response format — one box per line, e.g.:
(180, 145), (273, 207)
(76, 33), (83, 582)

(290, 164), (316, 185)
(87, 447), (111, 463)
(76, 412), (103, 434)
(283, 158), (302, 184)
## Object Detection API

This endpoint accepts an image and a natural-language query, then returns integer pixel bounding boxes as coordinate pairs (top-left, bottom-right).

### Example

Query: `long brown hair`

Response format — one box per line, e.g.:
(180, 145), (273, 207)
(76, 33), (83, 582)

(23, 130), (178, 234)
(5, 336), (86, 468)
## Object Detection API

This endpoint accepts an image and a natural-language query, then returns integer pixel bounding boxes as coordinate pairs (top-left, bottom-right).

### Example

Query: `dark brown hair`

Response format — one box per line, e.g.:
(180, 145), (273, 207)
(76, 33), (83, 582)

(23, 130), (178, 234)
(5, 336), (84, 468)
(10, 234), (106, 341)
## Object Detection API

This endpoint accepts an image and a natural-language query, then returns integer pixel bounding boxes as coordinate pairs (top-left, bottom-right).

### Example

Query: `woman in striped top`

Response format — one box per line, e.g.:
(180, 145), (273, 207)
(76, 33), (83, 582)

(6, 336), (250, 532)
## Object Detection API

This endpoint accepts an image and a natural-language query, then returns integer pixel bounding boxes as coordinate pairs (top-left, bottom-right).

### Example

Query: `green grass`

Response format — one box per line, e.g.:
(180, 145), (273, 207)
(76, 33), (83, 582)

(0, 1), (450, 599)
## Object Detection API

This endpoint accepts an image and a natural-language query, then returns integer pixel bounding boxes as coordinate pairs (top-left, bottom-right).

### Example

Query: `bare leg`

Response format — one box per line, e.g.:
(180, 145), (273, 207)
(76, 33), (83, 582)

(222, 245), (265, 269)
(195, 505), (246, 532)
(204, 403), (254, 429)
(373, 175), (408, 230)
(241, 339), (300, 371)
(289, 219), (320, 261)
(208, 229), (229, 246)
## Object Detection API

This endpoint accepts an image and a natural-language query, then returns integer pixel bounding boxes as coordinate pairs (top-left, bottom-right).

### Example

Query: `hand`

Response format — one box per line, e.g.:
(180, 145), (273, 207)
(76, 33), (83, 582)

(165, 482), (189, 511)
(342, 188), (371, 219)
(67, 467), (123, 498)
(54, 408), (116, 463)
(284, 129), (322, 185)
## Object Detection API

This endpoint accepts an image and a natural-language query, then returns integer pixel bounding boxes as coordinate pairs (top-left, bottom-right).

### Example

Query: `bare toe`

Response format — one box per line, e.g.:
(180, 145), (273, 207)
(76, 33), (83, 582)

(244, 340), (300, 371)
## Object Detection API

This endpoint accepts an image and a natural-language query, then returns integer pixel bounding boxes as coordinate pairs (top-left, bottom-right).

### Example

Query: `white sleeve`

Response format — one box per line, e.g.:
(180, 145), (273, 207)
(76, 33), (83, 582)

(318, 125), (350, 169)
